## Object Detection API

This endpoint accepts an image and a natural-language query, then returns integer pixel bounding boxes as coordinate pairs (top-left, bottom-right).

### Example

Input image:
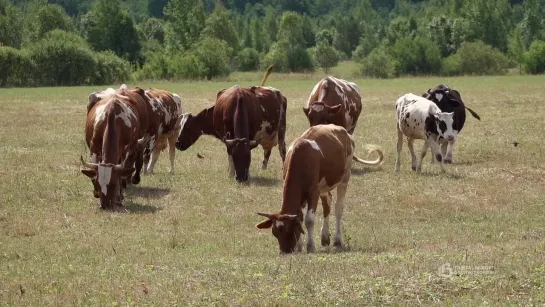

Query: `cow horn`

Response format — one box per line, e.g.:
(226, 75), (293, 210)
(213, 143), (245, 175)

(257, 212), (275, 219)
(80, 155), (98, 169)
(249, 140), (259, 148)
(222, 136), (235, 146)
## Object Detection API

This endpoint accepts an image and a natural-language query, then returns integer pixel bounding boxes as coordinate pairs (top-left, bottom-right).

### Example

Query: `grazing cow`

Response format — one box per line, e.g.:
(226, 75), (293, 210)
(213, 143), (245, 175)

(175, 67), (287, 182)
(423, 84), (480, 163)
(140, 88), (182, 174)
(81, 91), (144, 211)
(395, 93), (456, 173)
(256, 124), (379, 253)
(303, 76), (361, 134)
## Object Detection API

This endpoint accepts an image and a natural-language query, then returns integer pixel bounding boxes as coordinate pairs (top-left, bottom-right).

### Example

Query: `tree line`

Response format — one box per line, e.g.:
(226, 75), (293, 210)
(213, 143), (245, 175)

(1, 0), (545, 86)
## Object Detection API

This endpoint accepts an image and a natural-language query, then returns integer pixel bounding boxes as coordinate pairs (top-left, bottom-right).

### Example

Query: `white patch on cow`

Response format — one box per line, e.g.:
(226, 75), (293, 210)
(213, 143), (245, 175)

(91, 153), (98, 163)
(311, 104), (324, 112)
(261, 105), (266, 112)
(97, 165), (112, 196)
(317, 177), (340, 194)
(119, 84), (128, 90)
(260, 121), (271, 131)
(305, 209), (315, 224)
(331, 78), (349, 104)
(115, 102), (136, 128)
(275, 220), (284, 227)
(94, 104), (107, 127)
(172, 93), (181, 109)
(435, 93), (443, 101)
(149, 136), (156, 151)
(179, 113), (191, 136)
(306, 140), (321, 152)
(307, 82), (322, 106)
(265, 86), (280, 93)
(347, 81), (360, 94)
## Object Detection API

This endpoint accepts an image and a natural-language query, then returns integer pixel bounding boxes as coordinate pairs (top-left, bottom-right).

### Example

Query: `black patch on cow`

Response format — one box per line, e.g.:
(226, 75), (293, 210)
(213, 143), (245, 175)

(438, 120), (447, 134)
(435, 154), (442, 162)
(424, 116), (437, 135)
(405, 112), (410, 118)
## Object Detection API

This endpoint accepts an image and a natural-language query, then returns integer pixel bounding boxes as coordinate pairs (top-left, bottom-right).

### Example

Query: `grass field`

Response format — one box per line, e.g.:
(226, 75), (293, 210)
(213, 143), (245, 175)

(1, 71), (545, 305)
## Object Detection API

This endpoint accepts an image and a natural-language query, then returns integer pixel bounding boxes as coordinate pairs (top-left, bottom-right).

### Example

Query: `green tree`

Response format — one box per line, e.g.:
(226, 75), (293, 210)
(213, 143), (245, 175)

(34, 4), (73, 39)
(520, 0), (544, 48)
(0, 2), (24, 48)
(507, 25), (525, 72)
(191, 36), (232, 79)
(83, 0), (141, 62)
(523, 40), (545, 74)
(201, 4), (240, 54)
(164, 0), (206, 51)
(314, 32), (339, 73)
(463, 0), (511, 51)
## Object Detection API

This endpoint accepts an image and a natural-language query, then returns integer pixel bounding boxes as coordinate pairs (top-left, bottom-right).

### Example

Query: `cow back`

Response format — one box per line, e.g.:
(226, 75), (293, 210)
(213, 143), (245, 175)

(214, 86), (262, 140)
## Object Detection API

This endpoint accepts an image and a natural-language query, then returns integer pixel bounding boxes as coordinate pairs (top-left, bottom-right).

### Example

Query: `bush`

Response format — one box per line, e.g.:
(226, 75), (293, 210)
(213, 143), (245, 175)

(191, 37), (232, 80)
(91, 51), (131, 85)
(133, 52), (172, 81)
(389, 37), (442, 75)
(523, 40), (545, 74)
(171, 53), (206, 80)
(360, 46), (397, 79)
(0, 46), (32, 86)
(262, 41), (314, 72)
(441, 41), (509, 76)
(237, 48), (260, 71)
(27, 30), (96, 86)
(314, 42), (339, 73)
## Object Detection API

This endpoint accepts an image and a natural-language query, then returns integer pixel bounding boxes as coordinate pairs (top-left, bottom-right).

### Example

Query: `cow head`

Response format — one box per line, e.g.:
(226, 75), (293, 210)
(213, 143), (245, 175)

(425, 111), (457, 142)
(303, 102), (343, 127)
(80, 156), (135, 210)
(222, 134), (259, 182)
(424, 84), (462, 109)
(175, 113), (200, 151)
(256, 212), (305, 254)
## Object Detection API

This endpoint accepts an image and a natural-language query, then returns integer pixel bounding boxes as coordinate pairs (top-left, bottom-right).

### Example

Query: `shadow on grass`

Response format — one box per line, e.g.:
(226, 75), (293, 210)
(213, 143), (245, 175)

(250, 176), (281, 187)
(123, 200), (162, 214)
(351, 167), (383, 176)
(416, 171), (464, 180)
(128, 186), (171, 199)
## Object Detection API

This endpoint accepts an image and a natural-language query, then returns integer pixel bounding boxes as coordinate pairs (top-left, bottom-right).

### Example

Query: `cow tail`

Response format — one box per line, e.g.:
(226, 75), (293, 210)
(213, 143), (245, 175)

(352, 144), (384, 166)
(465, 106), (481, 120)
(260, 66), (273, 86)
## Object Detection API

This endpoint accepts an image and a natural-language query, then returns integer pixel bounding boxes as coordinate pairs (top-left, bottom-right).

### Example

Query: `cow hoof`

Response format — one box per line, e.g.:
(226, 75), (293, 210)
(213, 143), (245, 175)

(333, 240), (342, 248)
(113, 204), (127, 213)
(307, 244), (316, 253)
(411, 165), (417, 171)
(321, 236), (330, 247)
(131, 176), (141, 185)
(444, 159), (452, 164)
(261, 164), (267, 170)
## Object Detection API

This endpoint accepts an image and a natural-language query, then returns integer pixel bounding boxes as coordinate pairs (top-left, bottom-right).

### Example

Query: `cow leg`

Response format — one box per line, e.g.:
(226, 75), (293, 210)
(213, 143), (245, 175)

(428, 140), (445, 173)
(132, 149), (144, 184)
(334, 182), (348, 247)
(143, 147), (151, 174)
(395, 128), (403, 172)
(417, 142), (429, 173)
(444, 139), (455, 164)
(167, 132), (178, 173)
(278, 133), (287, 162)
(227, 154), (235, 179)
(146, 146), (161, 174)
(320, 192), (332, 246)
(262, 147), (272, 170)
(407, 137), (417, 171)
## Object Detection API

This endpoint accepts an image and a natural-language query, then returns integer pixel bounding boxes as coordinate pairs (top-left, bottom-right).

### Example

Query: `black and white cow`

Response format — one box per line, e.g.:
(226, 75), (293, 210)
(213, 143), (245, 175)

(395, 93), (456, 173)
(423, 84), (480, 163)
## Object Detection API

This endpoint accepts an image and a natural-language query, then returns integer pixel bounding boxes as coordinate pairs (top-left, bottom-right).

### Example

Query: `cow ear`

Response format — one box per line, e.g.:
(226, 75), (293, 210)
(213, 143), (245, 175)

(118, 167), (135, 178)
(303, 107), (310, 115)
(81, 169), (96, 179)
(256, 219), (273, 229)
(328, 104), (342, 114)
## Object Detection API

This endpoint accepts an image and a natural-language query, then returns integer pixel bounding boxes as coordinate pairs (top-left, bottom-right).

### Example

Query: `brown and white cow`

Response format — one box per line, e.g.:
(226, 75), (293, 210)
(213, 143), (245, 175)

(81, 91), (145, 211)
(176, 69), (286, 182)
(303, 76), (361, 134)
(140, 88), (182, 174)
(256, 124), (380, 253)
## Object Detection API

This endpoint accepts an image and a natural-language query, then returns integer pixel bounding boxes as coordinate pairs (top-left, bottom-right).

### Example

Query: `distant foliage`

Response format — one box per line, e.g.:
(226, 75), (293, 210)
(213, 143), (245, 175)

(236, 48), (260, 71)
(92, 51), (132, 85)
(0, 46), (31, 87)
(523, 40), (545, 74)
(360, 45), (397, 79)
(442, 41), (509, 76)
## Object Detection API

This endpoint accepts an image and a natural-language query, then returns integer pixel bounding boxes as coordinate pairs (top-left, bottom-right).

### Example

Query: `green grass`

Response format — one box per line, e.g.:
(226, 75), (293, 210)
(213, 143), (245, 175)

(1, 70), (545, 306)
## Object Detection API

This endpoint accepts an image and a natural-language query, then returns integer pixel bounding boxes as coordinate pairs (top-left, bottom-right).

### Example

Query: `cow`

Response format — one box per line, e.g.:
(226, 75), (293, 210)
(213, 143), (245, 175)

(423, 84), (480, 163)
(303, 76), (384, 166)
(303, 76), (361, 134)
(140, 88), (182, 174)
(395, 93), (456, 173)
(255, 124), (378, 254)
(80, 90), (145, 211)
(175, 67), (287, 182)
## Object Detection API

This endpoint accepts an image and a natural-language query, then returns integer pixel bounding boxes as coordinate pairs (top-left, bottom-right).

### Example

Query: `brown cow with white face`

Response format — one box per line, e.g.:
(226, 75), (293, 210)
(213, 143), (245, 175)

(256, 124), (383, 254)
(303, 76), (362, 134)
(81, 91), (145, 211)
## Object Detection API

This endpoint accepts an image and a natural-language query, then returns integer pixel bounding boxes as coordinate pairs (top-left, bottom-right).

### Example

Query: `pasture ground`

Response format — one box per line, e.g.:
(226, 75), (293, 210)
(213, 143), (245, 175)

(1, 70), (545, 305)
